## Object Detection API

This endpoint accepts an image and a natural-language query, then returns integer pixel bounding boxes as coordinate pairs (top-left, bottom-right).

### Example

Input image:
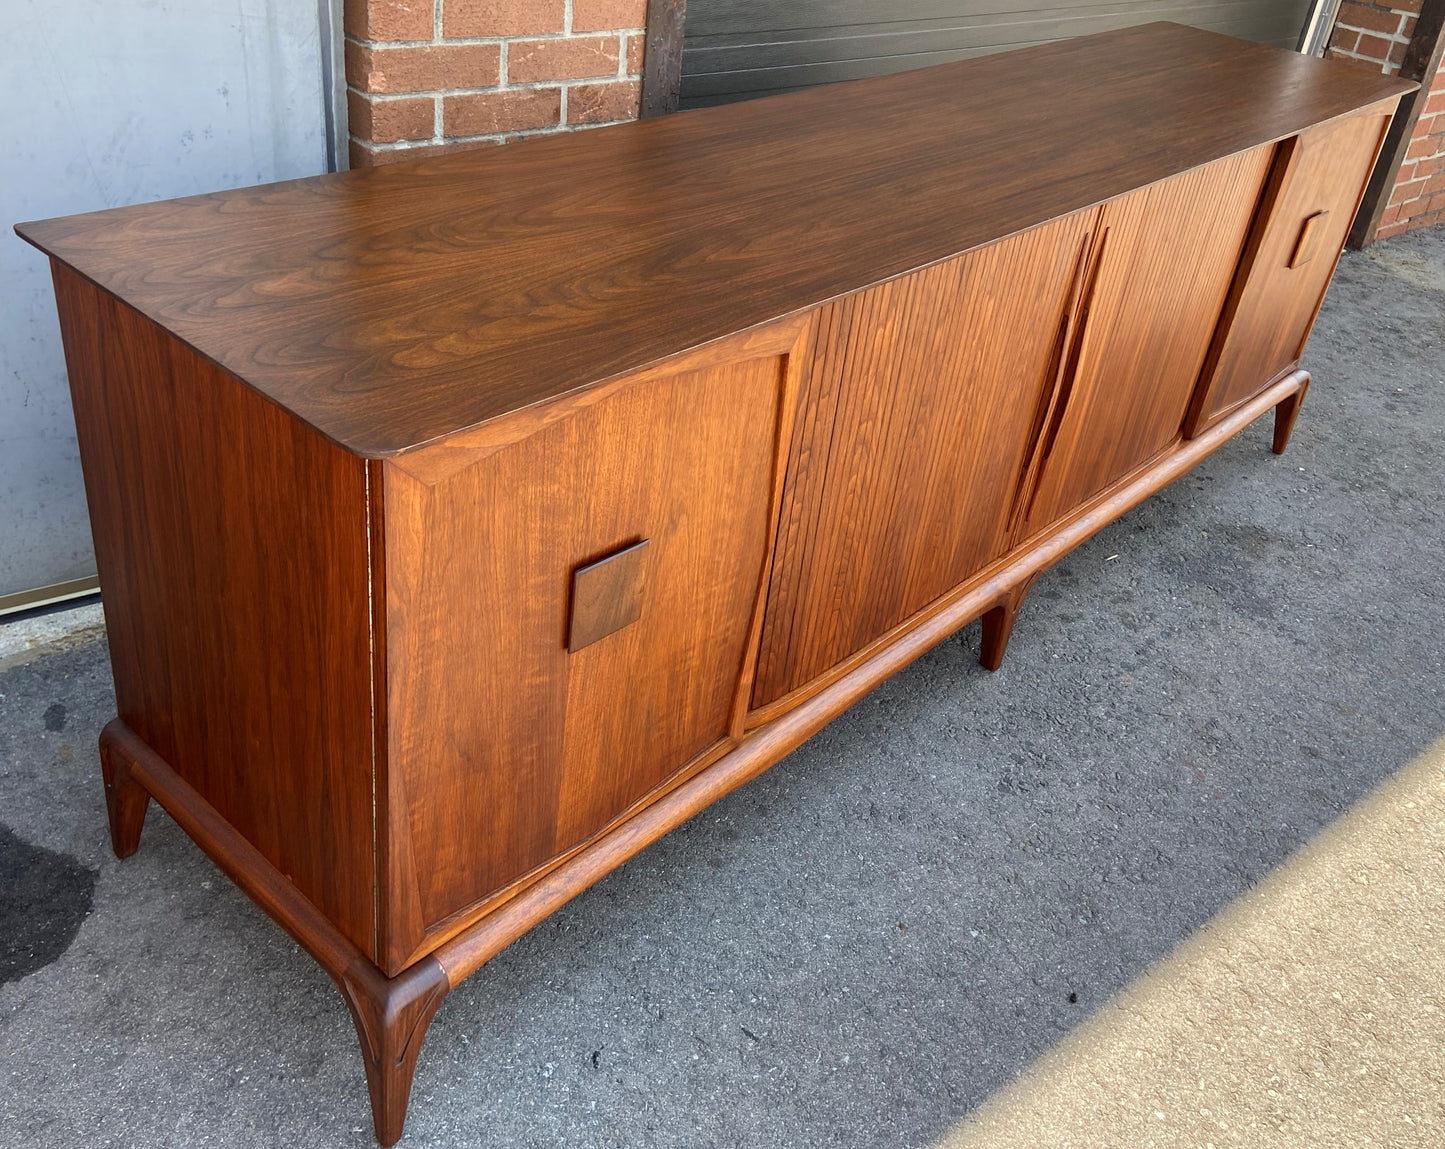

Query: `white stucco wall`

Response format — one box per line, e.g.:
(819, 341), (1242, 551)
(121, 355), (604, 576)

(1, 0), (333, 599)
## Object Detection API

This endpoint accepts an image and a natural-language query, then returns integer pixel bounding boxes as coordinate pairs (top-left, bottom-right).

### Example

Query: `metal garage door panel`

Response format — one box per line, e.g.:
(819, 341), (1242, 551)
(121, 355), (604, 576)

(682, 0), (1314, 107)
(1, 1), (333, 606)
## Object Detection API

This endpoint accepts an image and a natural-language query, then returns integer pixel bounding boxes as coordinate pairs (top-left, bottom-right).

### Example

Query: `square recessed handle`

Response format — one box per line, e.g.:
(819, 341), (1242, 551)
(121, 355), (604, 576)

(1289, 210), (1329, 270)
(568, 539), (649, 653)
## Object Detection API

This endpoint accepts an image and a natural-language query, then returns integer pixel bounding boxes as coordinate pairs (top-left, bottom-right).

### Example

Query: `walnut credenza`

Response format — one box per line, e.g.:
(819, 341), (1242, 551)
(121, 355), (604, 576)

(17, 23), (1412, 1144)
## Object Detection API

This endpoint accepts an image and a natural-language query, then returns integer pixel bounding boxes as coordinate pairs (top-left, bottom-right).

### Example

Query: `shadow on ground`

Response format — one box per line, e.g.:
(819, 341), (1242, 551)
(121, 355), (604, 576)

(0, 226), (1441, 1148)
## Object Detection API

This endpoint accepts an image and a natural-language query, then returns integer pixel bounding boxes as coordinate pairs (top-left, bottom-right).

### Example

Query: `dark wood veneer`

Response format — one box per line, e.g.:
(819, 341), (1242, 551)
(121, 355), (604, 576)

(16, 24), (1409, 457)
(20, 23), (1409, 1146)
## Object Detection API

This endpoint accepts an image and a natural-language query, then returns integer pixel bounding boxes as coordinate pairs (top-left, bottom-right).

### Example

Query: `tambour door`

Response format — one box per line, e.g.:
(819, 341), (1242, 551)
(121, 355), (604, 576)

(749, 209), (1097, 712)
(378, 347), (790, 971)
(1185, 106), (1396, 436)
(1019, 147), (1274, 537)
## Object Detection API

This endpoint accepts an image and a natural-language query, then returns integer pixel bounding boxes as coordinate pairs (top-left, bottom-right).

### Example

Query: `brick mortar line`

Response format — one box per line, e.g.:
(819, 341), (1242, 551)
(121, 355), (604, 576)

(1333, 19), (1414, 44)
(351, 114), (640, 149)
(1327, 46), (1398, 71)
(351, 69), (643, 144)
(345, 30), (643, 50)
(1338, 6), (1420, 21)
(350, 76), (642, 101)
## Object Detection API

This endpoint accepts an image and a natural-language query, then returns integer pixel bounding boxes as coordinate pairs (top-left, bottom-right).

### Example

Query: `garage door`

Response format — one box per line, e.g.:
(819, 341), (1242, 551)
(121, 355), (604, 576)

(1, 0), (337, 613)
(681, 0), (1314, 108)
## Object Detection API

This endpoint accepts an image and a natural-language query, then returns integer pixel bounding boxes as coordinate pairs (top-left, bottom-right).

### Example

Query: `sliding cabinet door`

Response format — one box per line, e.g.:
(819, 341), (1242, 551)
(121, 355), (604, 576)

(750, 209), (1094, 711)
(382, 349), (787, 971)
(1186, 106), (1395, 435)
(1019, 147), (1273, 537)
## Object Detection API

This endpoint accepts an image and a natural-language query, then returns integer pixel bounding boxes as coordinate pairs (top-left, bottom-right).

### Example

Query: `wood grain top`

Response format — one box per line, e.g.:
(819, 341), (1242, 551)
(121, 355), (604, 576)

(16, 22), (1411, 458)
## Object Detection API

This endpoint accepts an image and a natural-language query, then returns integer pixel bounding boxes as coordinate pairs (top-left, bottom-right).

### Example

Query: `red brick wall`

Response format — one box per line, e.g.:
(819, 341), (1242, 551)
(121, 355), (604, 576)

(1379, 67), (1445, 236)
(1326, 1), (1444, 237)
(345, 0), (647, 166)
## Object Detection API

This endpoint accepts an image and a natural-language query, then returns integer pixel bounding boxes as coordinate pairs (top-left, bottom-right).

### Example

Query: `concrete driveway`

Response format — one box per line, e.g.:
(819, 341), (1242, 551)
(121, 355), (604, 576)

(1, 225), (1442, 1148)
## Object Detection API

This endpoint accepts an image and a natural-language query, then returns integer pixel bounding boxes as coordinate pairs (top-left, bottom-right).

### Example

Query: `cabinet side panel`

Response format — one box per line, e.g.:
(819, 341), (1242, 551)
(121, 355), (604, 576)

(384, 355), (781, 959)
(51, 265), (377, 960)
(750, 211), (1094, 708)
(1190, 106), (1396, 430)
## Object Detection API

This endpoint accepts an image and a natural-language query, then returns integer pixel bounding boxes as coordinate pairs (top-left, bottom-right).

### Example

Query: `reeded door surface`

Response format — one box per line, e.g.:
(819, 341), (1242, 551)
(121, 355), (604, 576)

(751, 210), (1095, 710)
(1020, 147), (1274, 537)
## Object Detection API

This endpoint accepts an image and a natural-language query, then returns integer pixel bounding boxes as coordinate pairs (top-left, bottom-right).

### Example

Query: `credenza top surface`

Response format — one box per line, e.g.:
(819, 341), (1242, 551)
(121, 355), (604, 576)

(17, 22), (1410, 457)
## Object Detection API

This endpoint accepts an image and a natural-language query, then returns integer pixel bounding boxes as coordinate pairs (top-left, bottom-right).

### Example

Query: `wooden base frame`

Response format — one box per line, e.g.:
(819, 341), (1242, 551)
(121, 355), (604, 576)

(98, 721), (449, 1146)
(100, 371), (1309, 1145)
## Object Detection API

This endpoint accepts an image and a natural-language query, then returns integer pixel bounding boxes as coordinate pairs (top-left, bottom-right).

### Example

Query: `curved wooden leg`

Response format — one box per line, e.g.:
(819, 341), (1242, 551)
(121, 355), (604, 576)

(99, 720), (151, 858)
(336, 956), (451, 1147)
(979, 574), (1041, 672)
(1272, 372), (1310, 455)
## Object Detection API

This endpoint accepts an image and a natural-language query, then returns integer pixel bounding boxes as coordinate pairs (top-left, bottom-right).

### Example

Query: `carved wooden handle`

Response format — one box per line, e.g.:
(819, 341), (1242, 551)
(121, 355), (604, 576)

(568, 539), (650, 652)
(1038, 225), (1110, 465)
(1004, 230), (1096, 537)
(1289, 210), (1329, 269)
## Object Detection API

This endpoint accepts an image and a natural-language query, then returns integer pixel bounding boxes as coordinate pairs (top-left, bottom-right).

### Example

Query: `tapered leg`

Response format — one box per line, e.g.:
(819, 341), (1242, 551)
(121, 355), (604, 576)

(99, 724), (151, 858)
(979, 574), (1041, 672)
(336, 956), (451, 1147)
(979, 601), (1019, 672)
(1272, 372), (1311, 455)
